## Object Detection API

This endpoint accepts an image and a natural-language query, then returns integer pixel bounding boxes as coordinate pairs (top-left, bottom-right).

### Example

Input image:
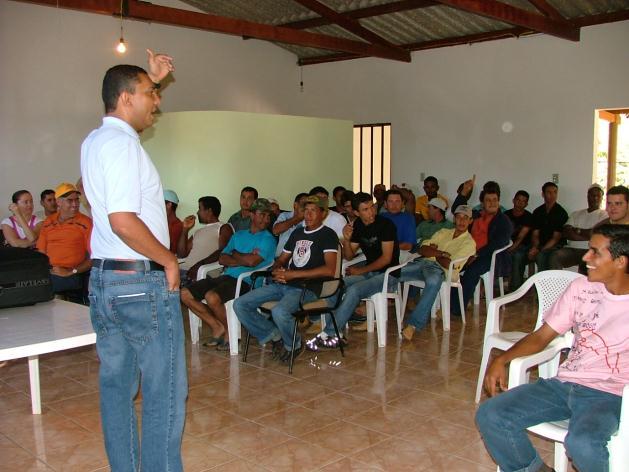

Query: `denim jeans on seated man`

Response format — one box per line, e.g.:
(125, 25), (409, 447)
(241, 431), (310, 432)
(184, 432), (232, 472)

(399, 259), (444, 330)
(234, 282), (319, 350)
(323, 271), (397, 337)
(476, 377), (621, 472)
(88, 266), (187, 472)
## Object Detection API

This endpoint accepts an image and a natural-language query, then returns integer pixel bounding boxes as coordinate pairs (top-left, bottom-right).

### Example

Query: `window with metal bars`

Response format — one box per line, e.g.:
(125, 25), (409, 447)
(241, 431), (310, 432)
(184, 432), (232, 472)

(353, 123), (391, 194)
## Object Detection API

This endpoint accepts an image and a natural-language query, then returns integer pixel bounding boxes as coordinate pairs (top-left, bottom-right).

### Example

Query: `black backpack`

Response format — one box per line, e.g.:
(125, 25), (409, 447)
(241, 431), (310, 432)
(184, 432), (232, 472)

(0, 247), (54, 308)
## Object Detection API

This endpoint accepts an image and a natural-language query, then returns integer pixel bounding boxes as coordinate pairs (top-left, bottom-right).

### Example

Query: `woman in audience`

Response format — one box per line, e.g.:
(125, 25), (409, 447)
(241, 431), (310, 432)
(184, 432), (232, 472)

(2, 190), (43, 248)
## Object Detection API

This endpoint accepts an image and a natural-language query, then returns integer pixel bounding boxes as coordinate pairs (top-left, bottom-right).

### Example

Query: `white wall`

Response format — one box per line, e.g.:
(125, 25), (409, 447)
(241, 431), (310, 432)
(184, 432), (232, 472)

(1, 0), (628, 214)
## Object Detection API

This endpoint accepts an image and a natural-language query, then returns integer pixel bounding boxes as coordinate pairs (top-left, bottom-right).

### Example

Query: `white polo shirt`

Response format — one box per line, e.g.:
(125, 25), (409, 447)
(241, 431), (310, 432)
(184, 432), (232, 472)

(80, 116), (169, 260)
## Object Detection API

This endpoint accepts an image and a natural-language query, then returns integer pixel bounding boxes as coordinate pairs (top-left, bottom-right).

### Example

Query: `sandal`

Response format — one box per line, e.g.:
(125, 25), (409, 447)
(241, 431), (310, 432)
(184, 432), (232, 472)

(203, 335), (225, 347)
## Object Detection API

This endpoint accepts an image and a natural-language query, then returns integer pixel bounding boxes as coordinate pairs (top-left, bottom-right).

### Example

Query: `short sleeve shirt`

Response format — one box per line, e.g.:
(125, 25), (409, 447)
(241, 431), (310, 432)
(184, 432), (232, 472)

(228, 211), (251, 232)
(221, 229), (276, 282)
(421, 228), (476, 280)
(505, 209), (533, 245)
(1, 215), (42, 241)
(381, 211), (416, 246)
(416, 219), (454, 242)
(273, 210), (300, 257)
(565, 208), (608, 249)
(531, 203), (569, 247)
(544, 277), (629, 396)
(351, 215), (400, 273)
(36, 212), (92, 267)
(415, 194), (449, 220)
(284, 225), (339, 294)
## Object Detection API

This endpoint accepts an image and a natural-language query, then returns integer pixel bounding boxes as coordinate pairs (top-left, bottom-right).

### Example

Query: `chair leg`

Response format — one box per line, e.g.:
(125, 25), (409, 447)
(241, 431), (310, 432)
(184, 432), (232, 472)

(242, 331), (251, 362)
(498, 277), (505, 297)
(373, 293), (388, 347)
(483, 273), (494, 314)
(366, 299), (375, 332)
(474, 281), (481, 306)
(189, 311), (201, 344)
(475, 345), (492, 403)
(395, 295), (402, 338)
(440, 286), (450, 332)
(328, 312), (345, 357)
(288, 319), (299, 374)
(225, 300), (240, 356)
(554, 441), (569, 472)
(457, 286), (466, 325)
(401, 283), (410, 316)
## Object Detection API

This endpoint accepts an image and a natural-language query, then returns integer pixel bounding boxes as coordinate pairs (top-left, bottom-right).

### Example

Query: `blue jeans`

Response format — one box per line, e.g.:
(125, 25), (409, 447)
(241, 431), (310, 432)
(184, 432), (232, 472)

(451, 253), (492, 316)
(510, 245), (529, 291)
(324, 272), (396, 336)
(88, 265), (188, 472)
(233, 283), (317, 350)
(476, 378), (621, 472)
(399, 259), (444, 330)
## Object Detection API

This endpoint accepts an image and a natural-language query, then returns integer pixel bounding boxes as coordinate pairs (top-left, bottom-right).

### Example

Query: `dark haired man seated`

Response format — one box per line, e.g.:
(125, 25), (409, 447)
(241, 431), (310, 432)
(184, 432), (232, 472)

(477, 224), (629, 472)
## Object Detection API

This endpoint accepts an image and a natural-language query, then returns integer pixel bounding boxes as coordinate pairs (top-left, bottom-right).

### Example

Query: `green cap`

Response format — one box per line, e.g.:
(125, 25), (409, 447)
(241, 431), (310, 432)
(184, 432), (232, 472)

(250, 198), (273, 214)
(304, 195), (328, 211)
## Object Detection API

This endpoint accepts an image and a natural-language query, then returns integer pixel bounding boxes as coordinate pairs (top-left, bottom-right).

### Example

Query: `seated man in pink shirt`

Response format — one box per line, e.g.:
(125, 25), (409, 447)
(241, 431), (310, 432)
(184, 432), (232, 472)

(476, 224), (629, 472)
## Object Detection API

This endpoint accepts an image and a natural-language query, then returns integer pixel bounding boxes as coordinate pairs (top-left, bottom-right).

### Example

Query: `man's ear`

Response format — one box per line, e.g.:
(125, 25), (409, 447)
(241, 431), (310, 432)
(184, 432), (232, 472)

(616, 254), (628, 271)
(118, 90), (133, 108)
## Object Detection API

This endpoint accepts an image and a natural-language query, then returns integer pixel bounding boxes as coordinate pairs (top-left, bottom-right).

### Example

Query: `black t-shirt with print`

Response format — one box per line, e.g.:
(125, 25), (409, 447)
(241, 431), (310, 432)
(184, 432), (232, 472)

(284, 224), (339, 294)
(351, 215), (400, 274)
(505, 209), (534, 246)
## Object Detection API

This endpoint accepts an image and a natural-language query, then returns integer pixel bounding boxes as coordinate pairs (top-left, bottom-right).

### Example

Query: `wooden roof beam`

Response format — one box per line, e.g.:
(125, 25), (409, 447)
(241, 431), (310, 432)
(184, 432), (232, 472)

(291, 0), (410, 61)
(281, 0), (437, 29)
(299, 27), (532, 65)
(9, 0), (411, 62)
(433, 0), (579, 41)
(527, 0), (566, 22)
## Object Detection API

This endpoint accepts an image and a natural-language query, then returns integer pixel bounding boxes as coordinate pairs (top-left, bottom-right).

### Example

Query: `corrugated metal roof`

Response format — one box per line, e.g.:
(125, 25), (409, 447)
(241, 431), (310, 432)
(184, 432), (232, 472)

(177, 0), (629, 63)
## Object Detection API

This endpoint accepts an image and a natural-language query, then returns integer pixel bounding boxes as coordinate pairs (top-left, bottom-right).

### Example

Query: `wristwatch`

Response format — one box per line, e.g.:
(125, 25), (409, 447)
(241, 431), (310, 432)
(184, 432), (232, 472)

(72, 268), (78, 274)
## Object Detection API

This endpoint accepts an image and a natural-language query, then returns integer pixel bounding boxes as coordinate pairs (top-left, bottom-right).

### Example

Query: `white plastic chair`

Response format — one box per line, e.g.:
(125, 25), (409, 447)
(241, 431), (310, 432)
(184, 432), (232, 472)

(401, 255), (469, 332)
(473, 241), (512, 311)
(190, 261), (272, 355)
(506, 350), (629, 472)
(365, 261), (408, 347)
(474, 270), (584, 403)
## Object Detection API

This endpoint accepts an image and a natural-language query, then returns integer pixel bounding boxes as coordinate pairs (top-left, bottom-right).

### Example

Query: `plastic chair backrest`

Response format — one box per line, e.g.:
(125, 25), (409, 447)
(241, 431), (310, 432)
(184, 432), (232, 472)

(532, 270), (584, 330)
(319, 243), (343, 298)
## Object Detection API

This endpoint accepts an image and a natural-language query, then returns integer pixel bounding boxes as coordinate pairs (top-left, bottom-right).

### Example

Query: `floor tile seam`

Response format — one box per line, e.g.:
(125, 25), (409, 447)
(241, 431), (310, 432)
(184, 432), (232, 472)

(411, 385), (478, 405)
(319, 431), (393, 457)
(224, 402), (295, 422)
(450, 445), (497, 468)
(0, 431), (46, 462)
(441, 450), (496, 470)
(248, 414), (335, 441)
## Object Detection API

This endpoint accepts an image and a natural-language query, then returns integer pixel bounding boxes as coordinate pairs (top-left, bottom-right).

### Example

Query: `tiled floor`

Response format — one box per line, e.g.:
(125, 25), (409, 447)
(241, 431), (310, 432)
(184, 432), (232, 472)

(0, 291), (561, 471)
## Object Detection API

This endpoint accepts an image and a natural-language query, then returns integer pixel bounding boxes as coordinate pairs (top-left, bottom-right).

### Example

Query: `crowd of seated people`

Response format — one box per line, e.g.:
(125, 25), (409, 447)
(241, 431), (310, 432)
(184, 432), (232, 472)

(5, 177), (629, 339)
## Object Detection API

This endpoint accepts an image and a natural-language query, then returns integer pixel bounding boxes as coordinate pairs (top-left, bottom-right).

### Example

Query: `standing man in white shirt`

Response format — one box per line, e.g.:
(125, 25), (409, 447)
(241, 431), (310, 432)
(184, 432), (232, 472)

(80, 50), (187, 472)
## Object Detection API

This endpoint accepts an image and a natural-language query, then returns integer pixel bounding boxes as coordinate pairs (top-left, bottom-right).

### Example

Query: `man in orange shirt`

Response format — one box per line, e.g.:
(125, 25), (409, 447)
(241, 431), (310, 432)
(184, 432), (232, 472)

(37, 183), (92, 302)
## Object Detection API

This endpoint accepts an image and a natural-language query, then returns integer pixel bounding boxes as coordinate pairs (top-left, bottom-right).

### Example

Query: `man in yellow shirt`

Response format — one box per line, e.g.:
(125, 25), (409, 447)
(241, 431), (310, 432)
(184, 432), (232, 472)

(415, 176), (449, 222)
(400, 205), (476, 340)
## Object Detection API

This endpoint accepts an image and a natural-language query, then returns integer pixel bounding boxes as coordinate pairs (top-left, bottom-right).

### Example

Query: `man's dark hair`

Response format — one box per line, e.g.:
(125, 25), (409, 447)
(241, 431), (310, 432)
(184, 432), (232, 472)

(542, 182), (558, 193)
(607, 185), (629, 203)
(309, 186), (329, 197)
(351, 192), (373, 211)
(294, 192), (309, 203)
(199, 196), (221, 217)
(12, 190), (30, 203)
(341, 190), (355, 205)
(592, 224), (629, 269)
(514, 190), (529, 200)
(40, 189), (55, 201)
(424, 176), (438, 186)
(332, 186), (346, 198)
(102, 64), (148, 113)
(385, 189), (404, 202)
(479, 181), (501, 202)
(241, 186), (258, 199)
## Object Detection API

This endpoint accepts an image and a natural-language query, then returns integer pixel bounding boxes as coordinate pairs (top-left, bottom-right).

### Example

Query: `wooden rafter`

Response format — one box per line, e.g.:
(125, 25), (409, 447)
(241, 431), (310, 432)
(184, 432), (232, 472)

(432, 0), (579, 41)
(280, 0), (437, 29)
(299, 27), (532, 65)
(527, 0), (566, 22)
(9, 0), (410, 62)
(291, 0), (410, 62)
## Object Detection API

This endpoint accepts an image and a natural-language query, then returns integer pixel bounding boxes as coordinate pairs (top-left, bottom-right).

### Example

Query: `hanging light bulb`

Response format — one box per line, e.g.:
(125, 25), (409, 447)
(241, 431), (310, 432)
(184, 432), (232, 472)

(115, 0), (127, 54)
(116, 37), (127, 54)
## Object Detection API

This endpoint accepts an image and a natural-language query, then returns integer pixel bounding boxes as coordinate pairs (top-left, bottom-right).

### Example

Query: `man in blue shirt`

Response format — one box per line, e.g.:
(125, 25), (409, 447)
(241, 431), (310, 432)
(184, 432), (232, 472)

(181, 199), (276, 350)
(381, 189), (416, 253)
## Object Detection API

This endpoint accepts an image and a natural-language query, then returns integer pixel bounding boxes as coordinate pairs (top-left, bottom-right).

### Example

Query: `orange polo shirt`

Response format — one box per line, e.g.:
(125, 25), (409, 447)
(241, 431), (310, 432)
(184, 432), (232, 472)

(37, 212), (92, 268)
(471, 212), (494, 251)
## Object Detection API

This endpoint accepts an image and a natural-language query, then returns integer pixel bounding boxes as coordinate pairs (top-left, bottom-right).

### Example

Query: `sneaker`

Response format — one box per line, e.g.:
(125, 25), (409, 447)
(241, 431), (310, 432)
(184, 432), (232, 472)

(401, 325), (416, 341)
(279, 343), (304, 363)
(349, 313), (367, 323)
(270, 339), (284, 359)
(305, 333), (347, 352)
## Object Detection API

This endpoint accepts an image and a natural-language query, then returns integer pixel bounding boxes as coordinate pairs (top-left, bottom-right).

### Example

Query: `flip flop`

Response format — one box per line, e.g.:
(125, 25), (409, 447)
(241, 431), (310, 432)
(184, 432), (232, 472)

(202, 335), (225, 347)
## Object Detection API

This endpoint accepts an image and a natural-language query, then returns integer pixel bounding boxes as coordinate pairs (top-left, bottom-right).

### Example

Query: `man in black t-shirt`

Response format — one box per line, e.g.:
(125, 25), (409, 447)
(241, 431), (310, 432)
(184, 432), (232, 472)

(505, 190), (533, 291)
(307, 192), (399, 351)
(528, 182), (569, 271)
(233, 196), (338, 362)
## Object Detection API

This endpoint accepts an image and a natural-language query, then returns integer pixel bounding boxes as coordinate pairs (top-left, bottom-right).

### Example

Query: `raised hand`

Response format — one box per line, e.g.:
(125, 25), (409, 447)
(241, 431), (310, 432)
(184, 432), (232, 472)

(182, 215), (196, 230)
(146, 48), (174, 83)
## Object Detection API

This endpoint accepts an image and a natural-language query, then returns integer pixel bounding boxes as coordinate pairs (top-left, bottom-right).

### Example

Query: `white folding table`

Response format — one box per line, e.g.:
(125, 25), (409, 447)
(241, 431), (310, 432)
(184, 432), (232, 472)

(0, 299), (95, 414)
